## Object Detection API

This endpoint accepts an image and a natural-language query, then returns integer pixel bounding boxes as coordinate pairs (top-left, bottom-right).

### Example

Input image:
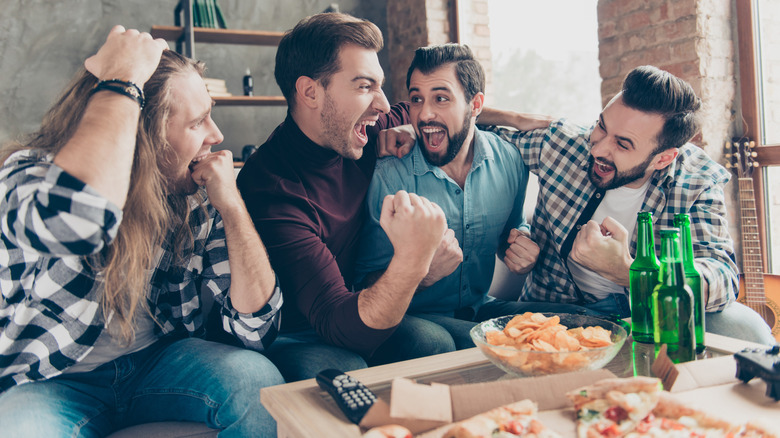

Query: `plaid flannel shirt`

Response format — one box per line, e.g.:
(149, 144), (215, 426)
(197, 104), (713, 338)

(486, 120), (738, 312)
(0, 149), (282, 392)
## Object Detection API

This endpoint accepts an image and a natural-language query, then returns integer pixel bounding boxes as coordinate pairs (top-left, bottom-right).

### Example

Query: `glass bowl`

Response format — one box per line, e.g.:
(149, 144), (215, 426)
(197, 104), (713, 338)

(470, 313), (627, 377)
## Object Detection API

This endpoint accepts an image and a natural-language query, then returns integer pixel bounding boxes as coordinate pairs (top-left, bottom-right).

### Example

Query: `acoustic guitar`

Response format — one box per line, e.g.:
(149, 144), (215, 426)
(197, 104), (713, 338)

(726, 138), (780, 341)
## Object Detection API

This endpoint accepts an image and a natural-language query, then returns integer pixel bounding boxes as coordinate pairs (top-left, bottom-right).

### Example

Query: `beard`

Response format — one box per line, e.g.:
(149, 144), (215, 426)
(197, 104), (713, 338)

(418, 108), (472, 167)
(320, 92), (363, 161)
(587, 152), (655, 190)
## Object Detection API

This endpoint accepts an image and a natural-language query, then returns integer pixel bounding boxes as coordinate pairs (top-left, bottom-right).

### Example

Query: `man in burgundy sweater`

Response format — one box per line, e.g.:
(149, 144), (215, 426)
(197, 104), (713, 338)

(237, 13), (453, 382)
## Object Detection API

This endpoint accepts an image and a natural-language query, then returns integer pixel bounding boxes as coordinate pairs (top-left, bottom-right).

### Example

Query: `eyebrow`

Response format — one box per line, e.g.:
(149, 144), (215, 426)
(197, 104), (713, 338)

(600, 114), (636, 150)
(408, 86), (452, 93)
(352, 75), (385, 87)
(188, 103), (214, 125)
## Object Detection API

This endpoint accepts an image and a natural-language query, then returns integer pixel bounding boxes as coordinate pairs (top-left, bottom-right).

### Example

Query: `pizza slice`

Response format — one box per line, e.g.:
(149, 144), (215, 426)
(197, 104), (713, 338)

(441, 399), (561, 438)
(628, 393), (776, 438)
(566, 376), (662, 438)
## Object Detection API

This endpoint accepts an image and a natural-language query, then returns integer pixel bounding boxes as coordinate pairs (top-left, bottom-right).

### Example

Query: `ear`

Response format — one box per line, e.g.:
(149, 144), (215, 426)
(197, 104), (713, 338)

(295, 76), (320, 110)
(470, 92), (485, 118)
(652, 147), (679, 170)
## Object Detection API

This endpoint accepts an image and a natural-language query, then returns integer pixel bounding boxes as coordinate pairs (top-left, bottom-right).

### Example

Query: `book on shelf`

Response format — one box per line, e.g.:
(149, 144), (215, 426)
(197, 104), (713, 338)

(203, 77), (230, 96)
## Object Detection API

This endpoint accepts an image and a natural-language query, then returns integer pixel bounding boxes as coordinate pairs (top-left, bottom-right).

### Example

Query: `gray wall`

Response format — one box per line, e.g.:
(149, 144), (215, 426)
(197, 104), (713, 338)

(0, 0), (390, 157)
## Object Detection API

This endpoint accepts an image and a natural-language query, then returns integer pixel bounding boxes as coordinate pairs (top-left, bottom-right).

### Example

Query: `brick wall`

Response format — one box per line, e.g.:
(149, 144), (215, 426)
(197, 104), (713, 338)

(386, 0), (493, 103)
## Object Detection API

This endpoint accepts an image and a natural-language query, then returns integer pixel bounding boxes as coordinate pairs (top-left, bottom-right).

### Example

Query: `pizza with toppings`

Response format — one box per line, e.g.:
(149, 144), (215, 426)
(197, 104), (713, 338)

(568, 377), (776, 438)
(566, 376), (662, 437)
(441, 399), (561, 438)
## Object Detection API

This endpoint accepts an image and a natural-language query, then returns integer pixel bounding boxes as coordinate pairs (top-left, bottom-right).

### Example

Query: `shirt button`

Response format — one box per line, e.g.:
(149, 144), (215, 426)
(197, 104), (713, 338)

(595, 193), (602, 199)
(455, 189), (462, 195)
(465, 224), (470, 229)
(576, 224), (582, 230)
(464, 255), (469, 261)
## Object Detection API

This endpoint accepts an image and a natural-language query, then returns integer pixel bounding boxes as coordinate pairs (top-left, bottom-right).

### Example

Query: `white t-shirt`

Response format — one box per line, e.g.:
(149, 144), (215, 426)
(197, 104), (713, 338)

(567, 179), (652, 300)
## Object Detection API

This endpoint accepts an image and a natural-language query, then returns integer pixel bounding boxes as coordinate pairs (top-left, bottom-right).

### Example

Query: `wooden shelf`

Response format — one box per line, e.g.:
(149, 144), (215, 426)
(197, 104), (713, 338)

(213, 96), (286, 106)
(151, 25), (284, 46)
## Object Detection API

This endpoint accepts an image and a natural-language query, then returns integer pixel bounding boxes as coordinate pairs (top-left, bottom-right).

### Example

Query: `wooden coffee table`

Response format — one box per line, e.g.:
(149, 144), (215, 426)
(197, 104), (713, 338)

(260, 334), (764, 437)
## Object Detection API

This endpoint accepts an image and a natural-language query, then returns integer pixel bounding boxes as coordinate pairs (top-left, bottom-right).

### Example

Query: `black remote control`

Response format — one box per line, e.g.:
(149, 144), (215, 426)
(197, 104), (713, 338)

(734, 345), (780, 401)
(316, 369), (377, 424)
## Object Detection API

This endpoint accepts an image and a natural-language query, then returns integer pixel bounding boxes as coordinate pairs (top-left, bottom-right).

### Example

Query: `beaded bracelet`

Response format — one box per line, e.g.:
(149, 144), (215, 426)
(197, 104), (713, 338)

(90, 79), (145, 109)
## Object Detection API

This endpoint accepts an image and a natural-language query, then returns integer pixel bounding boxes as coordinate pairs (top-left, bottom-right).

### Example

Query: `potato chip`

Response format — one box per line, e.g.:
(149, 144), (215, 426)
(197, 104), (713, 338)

(482, 312), (616, 375)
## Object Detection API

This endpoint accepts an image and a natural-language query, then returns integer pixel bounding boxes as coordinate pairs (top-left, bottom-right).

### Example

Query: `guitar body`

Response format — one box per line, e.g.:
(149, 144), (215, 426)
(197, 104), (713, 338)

(737, 274), (780, 342)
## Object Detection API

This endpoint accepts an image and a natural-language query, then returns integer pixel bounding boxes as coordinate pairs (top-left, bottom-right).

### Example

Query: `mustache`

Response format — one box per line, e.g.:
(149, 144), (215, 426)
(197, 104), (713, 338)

(418, 121), (447, 131)
(591, 155), (615, 168)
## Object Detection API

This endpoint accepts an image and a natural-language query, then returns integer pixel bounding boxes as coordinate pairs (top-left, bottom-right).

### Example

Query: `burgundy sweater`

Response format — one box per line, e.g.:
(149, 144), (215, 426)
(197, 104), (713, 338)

(237, 103), (410, 356)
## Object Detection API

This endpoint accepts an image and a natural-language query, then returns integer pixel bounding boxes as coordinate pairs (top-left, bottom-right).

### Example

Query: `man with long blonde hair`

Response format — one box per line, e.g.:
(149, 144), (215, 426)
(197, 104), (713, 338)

(0, 26), (284, 436)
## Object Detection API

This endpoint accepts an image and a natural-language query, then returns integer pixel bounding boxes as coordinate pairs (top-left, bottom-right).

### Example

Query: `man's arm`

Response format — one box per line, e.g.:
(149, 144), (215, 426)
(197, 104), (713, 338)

(687, 175), (739, 312)
(53, 26), (167, 209)
(355, 170), (461, 292)
(191, 150), (277, 313)
(356, 191), (446, 328)
(477, 107), (554, 130)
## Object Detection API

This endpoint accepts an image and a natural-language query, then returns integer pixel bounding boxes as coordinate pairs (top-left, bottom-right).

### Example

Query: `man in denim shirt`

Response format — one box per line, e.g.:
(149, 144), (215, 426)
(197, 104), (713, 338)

(355, 44), (592, 351)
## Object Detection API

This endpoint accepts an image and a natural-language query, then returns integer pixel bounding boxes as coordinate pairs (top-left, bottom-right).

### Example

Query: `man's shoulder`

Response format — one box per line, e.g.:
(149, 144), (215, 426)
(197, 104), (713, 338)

(373, 146), (417, 178)
(676, 143), (730, 184)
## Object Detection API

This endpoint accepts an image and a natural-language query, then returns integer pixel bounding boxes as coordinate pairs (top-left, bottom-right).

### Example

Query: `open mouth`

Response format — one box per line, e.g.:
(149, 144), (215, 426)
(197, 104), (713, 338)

(188, 152), (212, 171)
(593, 158), (615, 178)
(421, 125), (447, 150)
(353, 120), (376, 145)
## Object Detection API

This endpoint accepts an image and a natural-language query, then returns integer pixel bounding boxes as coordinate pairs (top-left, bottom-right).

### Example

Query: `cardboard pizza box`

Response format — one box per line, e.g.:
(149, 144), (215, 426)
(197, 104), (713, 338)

(358, 354), (779, 437)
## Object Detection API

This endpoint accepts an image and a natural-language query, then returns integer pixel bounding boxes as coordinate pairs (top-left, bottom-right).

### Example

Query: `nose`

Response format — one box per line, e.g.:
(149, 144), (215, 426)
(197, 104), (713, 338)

(207, 119), (224, 146)
(589, 131), (610, 158)
(419, 100), (436, 122)
(373, 88), (391, 114)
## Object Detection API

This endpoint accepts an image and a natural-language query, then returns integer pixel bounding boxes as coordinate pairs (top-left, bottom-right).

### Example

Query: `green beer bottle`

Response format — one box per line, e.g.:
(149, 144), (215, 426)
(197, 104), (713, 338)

(629, 212), (660, 343)
(674, 214), (705, 353)
(652, 228), (695, 363)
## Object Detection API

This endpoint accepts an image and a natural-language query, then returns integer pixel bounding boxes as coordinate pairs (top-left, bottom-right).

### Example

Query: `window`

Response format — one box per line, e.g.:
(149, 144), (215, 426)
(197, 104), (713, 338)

(737, 0), (780, 274)
(485, 0), (600, 215)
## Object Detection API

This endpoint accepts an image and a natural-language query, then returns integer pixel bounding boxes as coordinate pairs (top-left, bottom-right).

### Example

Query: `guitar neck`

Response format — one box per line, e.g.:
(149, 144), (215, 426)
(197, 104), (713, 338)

(738, 177), (766, 305)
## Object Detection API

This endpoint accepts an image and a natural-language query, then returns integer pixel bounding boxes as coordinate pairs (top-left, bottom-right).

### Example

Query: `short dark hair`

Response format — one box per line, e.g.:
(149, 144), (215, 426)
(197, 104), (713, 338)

(274, 12), (383, 112)
(405, 44), (485, 101)
(621, 65), (702, 152)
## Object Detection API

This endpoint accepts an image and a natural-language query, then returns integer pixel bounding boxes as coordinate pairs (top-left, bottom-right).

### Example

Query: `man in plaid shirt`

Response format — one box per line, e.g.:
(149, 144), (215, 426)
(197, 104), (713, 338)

(0, 27), (284, 436)
(479, 66), (773, 345)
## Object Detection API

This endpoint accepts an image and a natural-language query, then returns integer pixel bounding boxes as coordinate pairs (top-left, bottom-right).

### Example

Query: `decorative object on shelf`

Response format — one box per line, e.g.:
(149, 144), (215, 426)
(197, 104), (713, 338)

(243, 68), (253, 96)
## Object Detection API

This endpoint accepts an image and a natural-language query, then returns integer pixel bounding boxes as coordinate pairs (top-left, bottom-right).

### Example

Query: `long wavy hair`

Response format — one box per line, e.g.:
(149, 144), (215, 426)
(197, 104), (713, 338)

(1, 50), (206, 342)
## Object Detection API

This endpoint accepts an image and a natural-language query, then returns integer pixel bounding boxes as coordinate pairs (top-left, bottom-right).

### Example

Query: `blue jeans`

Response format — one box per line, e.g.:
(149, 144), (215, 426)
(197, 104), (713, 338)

(0, 337), (284, 438)
(267, 331), (368, 382)
(270, 315), (463, 379)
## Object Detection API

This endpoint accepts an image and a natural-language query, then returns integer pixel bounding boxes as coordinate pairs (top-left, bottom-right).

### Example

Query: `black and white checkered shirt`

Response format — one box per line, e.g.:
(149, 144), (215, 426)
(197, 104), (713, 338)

(486, 120), (738, 312)
(0, 149), (282, 391)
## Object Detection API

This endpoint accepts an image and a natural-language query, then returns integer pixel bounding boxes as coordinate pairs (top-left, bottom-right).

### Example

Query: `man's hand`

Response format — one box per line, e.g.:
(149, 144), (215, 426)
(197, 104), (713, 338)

(84, 25), (168, 86)
(503, 228), (539, 274)
(419, 228), (463, 288)
(380, 191), (447, 267)
(569, 217), (633, 286)
(189, 150), (243, 213)
(377, 124), (416, 158)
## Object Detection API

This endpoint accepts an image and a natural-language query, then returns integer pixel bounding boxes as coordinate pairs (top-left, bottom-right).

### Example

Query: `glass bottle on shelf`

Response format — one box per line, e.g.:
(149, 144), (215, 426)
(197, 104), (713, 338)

(674, 213), (705, 353)
(629, 211), (660, 343)
(652, 228), (695, 363)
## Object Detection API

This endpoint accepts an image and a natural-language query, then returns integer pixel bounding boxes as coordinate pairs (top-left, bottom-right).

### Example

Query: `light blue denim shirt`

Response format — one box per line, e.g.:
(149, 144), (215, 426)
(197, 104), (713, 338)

(355, 129), (529, 315)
